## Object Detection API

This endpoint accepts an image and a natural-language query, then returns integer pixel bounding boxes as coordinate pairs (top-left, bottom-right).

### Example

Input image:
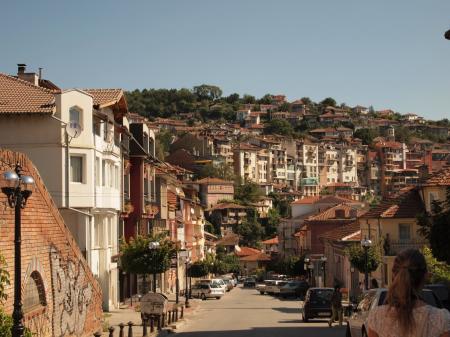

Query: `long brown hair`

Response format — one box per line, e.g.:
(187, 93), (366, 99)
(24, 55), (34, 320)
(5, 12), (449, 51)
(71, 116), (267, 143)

(385, 249), (427, 334)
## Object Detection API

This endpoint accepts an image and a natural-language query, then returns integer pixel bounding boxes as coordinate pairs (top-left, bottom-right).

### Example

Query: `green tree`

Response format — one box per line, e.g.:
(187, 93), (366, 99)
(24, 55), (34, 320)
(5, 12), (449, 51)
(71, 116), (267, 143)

(235, 181), (263, 204)
(265, 208), (280, 238)
(197, 162), (235, 181)
(346, 244), (381, 274)
(422, 247), (450, 285)
(225, 93), (240, 104)
(120, 235), (176, 291)
(320, 97), (337, 108)
(258, 94), (273, 105)
(242, 94), (256, 104)
(193, 84), (223, 101)
(418, 188), (450, 264)
(188, 261), (210, 278)
(264, 119), (294, 136)
(354, 128), (380, 146)
(236, 218), (264, 247)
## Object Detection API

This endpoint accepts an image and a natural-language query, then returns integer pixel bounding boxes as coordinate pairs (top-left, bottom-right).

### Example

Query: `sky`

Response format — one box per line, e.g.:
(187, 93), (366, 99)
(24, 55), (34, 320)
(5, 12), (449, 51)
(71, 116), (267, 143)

(1, 1), (450, 120)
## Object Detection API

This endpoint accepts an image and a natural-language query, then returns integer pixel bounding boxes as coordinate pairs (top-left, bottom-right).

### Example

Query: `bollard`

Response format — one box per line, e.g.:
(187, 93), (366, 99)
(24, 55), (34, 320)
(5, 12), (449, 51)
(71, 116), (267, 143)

(94, 331), (102, 337)
(157, 315), (162, 331)
(119, 323), (125, 337)
(108, 326), (115, 337)
(168, 311), (172, 324)
(150, 316), (155, 333)
(127, 321), (134, 337)
(180, 305), (184, 319)
(142, 317), (148, 337)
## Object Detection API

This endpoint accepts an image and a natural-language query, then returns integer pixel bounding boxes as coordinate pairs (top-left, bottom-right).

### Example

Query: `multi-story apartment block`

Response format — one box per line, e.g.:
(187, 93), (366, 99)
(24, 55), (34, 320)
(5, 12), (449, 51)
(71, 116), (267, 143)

(0, 66), (129, 310)
(233, 143), (259, 182)
(296, 141), (320, 196)
(212, 135), (234, 165)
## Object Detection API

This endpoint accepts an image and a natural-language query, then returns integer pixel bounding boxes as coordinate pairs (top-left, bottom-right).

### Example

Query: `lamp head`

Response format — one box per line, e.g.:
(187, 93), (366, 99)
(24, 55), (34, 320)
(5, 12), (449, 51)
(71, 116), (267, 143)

(21, 175), (35, 193)
(445, 29), (450, 40)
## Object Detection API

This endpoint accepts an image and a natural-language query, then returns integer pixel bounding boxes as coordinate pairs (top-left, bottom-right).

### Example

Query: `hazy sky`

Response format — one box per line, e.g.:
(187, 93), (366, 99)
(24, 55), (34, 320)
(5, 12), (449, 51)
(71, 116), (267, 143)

(1, 1), (450, 119)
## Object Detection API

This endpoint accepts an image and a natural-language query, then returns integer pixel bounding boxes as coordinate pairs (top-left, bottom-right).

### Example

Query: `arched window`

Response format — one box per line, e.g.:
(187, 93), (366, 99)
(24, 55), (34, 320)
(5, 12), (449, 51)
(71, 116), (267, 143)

(23, 271), (47, 313)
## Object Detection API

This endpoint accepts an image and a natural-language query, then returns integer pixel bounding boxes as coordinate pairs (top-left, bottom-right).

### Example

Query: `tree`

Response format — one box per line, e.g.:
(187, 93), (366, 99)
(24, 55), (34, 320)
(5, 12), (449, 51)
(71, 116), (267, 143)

(264, 119), (294, 136)
(258, 94), (273, 105)
(193, 84), (222, 101)
(188, 261), (210, 278)
(242, 94), (256, 104)
(418, 188), (450, 264)
(120, 235), (176, 291)
(300, 97), (312, 106)
(265, 208), (280, 238)
(346, 244), (381, 274)
(225, 93), (240, 104)
(320, 97), (337, 108)
(236, 218), (264, 247)
(354, 128), (380, 146)
(235, 181), (263, 204)
(422, 247), (450, 285)
(156, 129), (174, 160)
(197, 162), (235, 181)
(0, 254), (9, 304)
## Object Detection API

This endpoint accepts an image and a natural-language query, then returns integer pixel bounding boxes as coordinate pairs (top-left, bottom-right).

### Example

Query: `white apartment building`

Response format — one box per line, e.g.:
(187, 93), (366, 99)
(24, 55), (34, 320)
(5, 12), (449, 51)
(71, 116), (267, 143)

(233, 144), (259, 182)
(319, 144), (358, 186)
(297, 141), (320, 196)
(0, 67), (127, 310)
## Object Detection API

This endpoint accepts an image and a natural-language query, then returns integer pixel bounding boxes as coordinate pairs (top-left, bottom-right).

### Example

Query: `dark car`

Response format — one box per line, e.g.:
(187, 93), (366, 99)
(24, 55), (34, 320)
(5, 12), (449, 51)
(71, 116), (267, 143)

(280, 280), (309, 299)
(425, 284), (450, 310)
(243, 277), (256, 288)
(302, 287), (334, 322)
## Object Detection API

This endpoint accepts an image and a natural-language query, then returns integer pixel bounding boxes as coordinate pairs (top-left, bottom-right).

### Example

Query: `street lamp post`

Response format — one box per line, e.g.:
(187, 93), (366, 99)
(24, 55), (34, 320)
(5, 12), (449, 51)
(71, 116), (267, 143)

(304, 258), (310, 283)
(148, 241), (160, 293)
(1, 165), (35, 337)
(321, 256), (327, 287)
(361, 237), (372, 291)
(185, 253), (191, 308)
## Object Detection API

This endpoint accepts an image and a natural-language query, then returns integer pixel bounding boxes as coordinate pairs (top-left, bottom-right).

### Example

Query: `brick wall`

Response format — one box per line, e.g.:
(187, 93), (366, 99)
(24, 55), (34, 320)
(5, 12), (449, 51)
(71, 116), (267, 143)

(0, 149), (102, 337)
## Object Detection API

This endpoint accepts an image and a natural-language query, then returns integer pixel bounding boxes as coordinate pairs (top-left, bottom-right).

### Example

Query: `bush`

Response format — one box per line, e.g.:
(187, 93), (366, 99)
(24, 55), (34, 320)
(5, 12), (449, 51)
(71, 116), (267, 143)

(0, 309), (32, 337)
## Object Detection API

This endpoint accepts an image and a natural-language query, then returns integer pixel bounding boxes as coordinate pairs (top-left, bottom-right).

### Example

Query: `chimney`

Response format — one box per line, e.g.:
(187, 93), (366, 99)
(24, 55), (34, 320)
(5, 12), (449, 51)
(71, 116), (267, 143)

(17, 63), (39, 86)
(334, 209), (346, 219)
(17, 63), (26, 74)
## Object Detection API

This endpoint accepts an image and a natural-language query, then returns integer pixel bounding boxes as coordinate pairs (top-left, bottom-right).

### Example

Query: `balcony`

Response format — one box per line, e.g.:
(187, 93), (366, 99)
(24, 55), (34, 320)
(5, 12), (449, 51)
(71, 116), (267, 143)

(384, 240), (427, 256)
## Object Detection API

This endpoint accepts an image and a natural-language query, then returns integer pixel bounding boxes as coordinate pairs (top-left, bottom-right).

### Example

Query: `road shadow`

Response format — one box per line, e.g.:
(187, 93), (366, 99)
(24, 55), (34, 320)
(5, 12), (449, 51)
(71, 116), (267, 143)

(166, 326), (346, 337)
(271, 307), (300, 314)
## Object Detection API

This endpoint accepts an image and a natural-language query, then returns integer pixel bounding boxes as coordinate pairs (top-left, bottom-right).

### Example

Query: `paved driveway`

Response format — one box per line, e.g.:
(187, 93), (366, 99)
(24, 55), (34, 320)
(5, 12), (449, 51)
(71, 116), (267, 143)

(174, 285), (346, 337)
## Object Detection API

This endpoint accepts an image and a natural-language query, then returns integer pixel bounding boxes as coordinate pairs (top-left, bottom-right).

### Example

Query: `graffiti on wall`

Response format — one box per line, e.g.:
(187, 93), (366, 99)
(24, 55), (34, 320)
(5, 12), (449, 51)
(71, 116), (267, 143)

(50, 247), (92, 337)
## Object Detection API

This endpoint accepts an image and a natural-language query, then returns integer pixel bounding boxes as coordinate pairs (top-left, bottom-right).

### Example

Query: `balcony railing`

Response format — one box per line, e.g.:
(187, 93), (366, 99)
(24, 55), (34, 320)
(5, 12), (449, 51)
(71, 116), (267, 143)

(384, 240), (428, 256)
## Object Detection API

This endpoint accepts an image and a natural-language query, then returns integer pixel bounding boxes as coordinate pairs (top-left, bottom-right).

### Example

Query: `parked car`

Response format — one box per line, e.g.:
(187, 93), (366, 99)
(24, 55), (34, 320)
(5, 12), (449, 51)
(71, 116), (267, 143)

(191, 283), (224, 300)
(302, 287), (334, 322)
(256, 280), (273, 295)
(347, 288), (442, 337)
(279, 280), (310, 299)
(197, 278), (228, 292)
(266, 280), (288, 295)
(243, 277), (256, 288)
(425, 284), (450, 310)
(222, 278), (234, 291)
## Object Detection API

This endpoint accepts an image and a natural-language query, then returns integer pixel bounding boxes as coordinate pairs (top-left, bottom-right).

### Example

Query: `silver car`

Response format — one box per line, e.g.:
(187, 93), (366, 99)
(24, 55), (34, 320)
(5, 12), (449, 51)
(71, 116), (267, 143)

(190, 283), (224, 300)
(347, 288), (441, 337)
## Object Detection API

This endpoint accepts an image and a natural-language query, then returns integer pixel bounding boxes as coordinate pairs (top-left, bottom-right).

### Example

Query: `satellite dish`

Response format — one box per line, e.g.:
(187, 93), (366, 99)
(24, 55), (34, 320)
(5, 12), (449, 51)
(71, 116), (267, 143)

(66, 121), (82, 138)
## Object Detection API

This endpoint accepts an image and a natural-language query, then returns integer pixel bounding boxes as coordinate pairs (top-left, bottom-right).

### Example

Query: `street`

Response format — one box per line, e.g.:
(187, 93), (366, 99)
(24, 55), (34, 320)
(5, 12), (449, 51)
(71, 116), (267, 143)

(174, 286), (346, 337)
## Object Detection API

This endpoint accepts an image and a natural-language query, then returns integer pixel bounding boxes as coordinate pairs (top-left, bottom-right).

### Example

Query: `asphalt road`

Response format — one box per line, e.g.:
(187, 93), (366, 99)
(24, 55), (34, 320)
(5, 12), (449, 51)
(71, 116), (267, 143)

(174, 285), (346, 337)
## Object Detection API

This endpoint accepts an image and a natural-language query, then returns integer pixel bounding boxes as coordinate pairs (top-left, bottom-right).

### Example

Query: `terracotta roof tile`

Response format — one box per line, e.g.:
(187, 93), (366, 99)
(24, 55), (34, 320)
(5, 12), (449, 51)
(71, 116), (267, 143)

(195, 177), (234, 185)
(319, 222), (360, 242)
(83, 89), (124, 108)
(209, 202), (247, 211)
(306, 204), (364, 221)
(240, 252), (271, 262)
(0, 73), (55, 114)
(236, 246), (261, 257)
(422, 166), (450, 186)
(361, 188), (425, 218)
(261, 236), (278, 245)
(216, 233), (239, 246)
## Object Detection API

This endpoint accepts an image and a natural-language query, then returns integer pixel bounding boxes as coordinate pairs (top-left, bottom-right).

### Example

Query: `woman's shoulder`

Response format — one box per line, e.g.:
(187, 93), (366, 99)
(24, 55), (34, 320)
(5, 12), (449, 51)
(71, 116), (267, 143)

(421, 305), (450, 334)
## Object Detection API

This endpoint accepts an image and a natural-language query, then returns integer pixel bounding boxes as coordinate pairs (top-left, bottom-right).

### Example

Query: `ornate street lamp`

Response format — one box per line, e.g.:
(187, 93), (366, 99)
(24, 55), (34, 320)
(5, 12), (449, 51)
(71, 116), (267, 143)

(321, 256), (328, 287)
(445, 29), (450, 40)
(148, 241), (160, 293)
(184, 252), (191, 308)
(1, 165), (35, 337)
(361, 237), (373, 291)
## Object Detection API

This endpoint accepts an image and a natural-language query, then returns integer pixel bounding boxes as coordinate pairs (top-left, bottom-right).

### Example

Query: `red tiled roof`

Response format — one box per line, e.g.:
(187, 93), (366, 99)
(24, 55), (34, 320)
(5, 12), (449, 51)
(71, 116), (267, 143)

(319, 222), (360, 242)
(195, 177), (234, 185)
(422, 166), (450, 186)
(261, 236), (278, 245)
(236, 247), (261, 257)
(234, 143), (260, 151)
(361, 188), (425, 218)
(209, 202), (247, 211)
(240, 252), (271, 262)
(0, 73), (55, 114)
(291, 196), (321, 205)
(83, 88), (124, 108)
(306, 204), (364, 221)
(216, 233), (239, 246)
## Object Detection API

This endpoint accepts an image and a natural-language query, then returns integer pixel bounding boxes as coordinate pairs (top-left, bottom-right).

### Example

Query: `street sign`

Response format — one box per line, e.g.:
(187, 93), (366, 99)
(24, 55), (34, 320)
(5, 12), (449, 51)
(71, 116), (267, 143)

(140, 293), (168, 316)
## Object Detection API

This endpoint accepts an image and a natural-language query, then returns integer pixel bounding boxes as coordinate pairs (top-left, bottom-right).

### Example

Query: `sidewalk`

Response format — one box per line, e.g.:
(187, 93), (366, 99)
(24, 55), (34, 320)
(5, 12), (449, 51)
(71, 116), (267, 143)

(103, 293), (202, 337)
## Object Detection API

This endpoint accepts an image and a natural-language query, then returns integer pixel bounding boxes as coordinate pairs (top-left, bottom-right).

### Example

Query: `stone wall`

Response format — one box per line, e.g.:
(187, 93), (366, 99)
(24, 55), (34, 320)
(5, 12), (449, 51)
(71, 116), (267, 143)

(0, 149), (102, 337)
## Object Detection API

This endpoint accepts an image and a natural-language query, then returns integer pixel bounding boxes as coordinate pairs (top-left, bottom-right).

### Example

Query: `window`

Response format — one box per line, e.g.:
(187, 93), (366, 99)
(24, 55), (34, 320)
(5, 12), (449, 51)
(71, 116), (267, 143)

(93, 117), (101, 136)
(69, 106), (82, 124)
(399, 224), (411, 242)
(70, 156), (83, 183)
(102, 160), (106, 186)
(23, 271), (46, 313)
(95, 157), (100, 186)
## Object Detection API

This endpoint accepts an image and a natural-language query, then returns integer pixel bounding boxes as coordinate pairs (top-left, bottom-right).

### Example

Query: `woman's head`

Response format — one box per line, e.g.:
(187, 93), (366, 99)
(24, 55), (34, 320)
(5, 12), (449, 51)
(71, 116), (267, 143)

(385, 249), (428, 334)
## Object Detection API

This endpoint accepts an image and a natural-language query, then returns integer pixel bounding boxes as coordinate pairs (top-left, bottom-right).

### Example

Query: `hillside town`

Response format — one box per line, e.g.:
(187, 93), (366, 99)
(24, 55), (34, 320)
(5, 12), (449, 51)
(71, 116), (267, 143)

(1, 63), (450, 337)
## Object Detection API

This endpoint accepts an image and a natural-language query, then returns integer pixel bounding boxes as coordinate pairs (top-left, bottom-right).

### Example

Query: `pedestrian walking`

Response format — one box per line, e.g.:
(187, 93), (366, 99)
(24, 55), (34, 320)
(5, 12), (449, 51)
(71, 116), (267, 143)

(367, 249), (450, 337)
(328, 285), (343, 327)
